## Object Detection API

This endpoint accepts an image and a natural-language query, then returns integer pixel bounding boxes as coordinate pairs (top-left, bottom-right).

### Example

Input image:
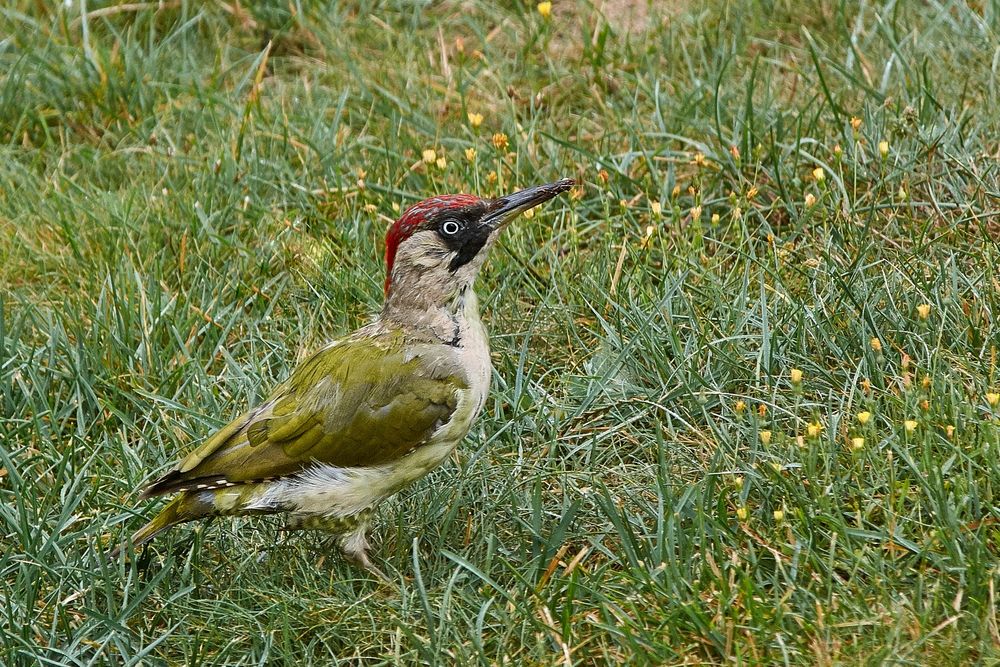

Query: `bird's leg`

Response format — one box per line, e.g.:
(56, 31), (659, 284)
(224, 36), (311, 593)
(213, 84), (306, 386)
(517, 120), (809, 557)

(283, 510), (391, 583)
(338, 523), (392, 584)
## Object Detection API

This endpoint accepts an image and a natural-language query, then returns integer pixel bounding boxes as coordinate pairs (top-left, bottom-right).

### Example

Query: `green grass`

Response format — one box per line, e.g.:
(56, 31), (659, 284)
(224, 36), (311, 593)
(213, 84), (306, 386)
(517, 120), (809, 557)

(2, 0), (1000, 663)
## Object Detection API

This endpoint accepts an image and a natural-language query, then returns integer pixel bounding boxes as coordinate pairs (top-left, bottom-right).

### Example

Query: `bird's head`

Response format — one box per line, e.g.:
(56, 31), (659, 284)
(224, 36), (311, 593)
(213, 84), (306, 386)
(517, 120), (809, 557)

(382, 178), (574, 305)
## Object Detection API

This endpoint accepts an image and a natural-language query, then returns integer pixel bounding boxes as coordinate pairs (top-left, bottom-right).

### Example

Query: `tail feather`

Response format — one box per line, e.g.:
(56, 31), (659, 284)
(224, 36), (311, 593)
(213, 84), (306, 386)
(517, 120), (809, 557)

(109, 493), (211, 559)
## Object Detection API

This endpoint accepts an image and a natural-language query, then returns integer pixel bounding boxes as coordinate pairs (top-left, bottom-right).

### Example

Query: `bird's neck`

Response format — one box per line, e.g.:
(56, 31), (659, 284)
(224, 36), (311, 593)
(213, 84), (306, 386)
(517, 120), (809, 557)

(380, 285), (482, 347)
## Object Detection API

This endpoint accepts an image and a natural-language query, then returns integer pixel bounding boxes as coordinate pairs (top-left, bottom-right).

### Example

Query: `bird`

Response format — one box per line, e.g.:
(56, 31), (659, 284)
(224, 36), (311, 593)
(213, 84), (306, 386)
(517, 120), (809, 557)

(119, 177), (575, 579)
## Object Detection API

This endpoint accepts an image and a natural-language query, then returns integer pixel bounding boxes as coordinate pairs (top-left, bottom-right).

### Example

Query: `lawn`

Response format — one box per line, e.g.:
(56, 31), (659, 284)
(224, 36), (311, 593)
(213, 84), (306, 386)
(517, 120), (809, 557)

(2, 0), (999, 664)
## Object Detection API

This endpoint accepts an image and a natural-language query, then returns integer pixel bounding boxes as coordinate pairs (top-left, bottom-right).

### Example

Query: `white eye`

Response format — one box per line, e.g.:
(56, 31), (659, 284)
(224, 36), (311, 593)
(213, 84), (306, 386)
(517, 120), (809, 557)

(441, 220), (461, 236)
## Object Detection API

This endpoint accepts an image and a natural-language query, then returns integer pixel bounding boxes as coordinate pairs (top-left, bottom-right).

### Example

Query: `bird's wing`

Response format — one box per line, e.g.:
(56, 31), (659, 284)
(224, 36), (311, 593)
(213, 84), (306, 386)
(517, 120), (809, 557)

(142, 333), (468, 497)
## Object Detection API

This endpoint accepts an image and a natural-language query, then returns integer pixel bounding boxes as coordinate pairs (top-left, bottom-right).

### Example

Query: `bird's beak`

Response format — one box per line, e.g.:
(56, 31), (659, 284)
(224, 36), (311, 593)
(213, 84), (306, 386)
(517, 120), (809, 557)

(483, 178), (575, 229)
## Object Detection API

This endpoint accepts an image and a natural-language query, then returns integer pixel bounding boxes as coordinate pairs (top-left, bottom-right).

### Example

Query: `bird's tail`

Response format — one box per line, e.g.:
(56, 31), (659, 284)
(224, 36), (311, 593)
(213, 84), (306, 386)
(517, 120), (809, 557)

(109, 493), (211, 559)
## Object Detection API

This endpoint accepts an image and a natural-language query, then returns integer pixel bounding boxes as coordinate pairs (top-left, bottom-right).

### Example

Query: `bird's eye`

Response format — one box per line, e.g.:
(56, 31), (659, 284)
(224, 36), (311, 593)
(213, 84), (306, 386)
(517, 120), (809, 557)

(440, 220), (461, 236)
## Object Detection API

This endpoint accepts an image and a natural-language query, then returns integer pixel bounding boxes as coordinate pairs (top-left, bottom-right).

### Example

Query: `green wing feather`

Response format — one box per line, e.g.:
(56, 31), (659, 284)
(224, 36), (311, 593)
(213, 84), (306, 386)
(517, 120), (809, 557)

(143, 333), (468, 496)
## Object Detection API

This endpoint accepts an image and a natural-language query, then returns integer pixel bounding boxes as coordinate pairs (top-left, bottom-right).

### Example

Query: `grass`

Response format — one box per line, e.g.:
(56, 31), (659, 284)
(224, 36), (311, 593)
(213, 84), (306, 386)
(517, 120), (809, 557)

(2, 0), (999, 663)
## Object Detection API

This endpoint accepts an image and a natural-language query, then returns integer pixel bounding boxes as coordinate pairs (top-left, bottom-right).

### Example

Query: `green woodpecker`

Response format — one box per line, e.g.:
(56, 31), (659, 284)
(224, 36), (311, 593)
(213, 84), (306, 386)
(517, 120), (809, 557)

(122, 178), (574, 578)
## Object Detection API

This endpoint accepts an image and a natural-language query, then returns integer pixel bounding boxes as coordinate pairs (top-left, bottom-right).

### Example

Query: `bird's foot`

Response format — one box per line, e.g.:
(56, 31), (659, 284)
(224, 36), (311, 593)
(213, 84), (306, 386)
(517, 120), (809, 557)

(339, 525), (394, 586)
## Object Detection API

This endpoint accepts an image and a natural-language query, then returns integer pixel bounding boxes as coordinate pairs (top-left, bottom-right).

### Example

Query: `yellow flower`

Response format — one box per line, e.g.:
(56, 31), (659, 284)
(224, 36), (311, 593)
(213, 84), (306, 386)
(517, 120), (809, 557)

(878, 140), (889, 158)
(790, 368), (803, 384)
(435, 156), (447, 170)
(693, 152), (707, 167)
(812, 167), (825, 182)
(760, 430), (772, 445)
(770, 462), (783, 473)
(422, 149), (437, 164)
(492, 132), (509, 150)
(467, 112), (484, 127)
(945, 425), (955, 439)
(851, 437), (865, 451)
(795, 435), (806, 448)
(916, 303), (931, 320)
(650, 200), (662, 217)
(710, 213), (720, 225)
(690, 205), (702, 222)
(773, 509), (785, 522)
(536, 1), (552, 18)
(807, 422), (823, 438)
(850, 116), (862, 131)
(804, 193), (817, 207)
(904, 420), (918, 433)
(870, 337), (883, 353)
(986, 393), (1000, 407)
(522, 208), (535, 219)
(736, 506), (748, 521)
(392, 202), (401, 213)
(734, 400), (746, 414)
(857, 411), (871, 425)
(757, 403), (767, 418)
(465, 147), (477, 162)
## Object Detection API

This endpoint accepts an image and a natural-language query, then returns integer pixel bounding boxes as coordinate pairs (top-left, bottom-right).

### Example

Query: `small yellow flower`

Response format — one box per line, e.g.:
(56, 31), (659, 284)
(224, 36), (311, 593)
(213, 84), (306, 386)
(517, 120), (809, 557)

(795, 435), (806, 448)
(790, 368), (803, 384)
(833, 144), (843, 157)
(536, 1), (552, 18)
(857, 411), (871, 425)
(773, 509), (785, 522)
(921, 375), (931, 390)
(732, 475), (744, 488)
(690, 205), (702, 222)
(736, 506), (748, 521)
(363, 203), (378, 213)
(465, 147), (477, 162)
(650, 200), (662, 217)
(986, 393), (1000, 407)
(710, 213), (720, 225)
(812, 167), (825, 182)
(467, 112), (484, 127)
(851, 437), (865, 451)
(760, 430), (772, 445)
(878, 140), (889, 158)
(904, 420), (918, 433)
(734, 400), (746, 414)
(422, 149), (437, 164)
(807, 422), (823, 438)
(671, 184), (682, 199)
(435, 156), (447, 170)
(392, 202), (401, 213)
(492, 132), (509, 150)
(916, 303), (931, 320)
(770, 462), (783, 473)
(693, 152), (707, 167)
(804, 193), (817, 207)
(870, 337), (882, 353)
(945, 425), (955, 439)
(522, 208), (535, 219)
(898, 185), (907, 200)
(757, 403), (767, 418)
(850, 116), (862, 131)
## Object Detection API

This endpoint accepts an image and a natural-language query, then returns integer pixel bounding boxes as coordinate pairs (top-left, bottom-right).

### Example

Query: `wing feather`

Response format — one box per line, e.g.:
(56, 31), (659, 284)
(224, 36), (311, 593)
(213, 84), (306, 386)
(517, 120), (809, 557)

(142, 333), (468, 497)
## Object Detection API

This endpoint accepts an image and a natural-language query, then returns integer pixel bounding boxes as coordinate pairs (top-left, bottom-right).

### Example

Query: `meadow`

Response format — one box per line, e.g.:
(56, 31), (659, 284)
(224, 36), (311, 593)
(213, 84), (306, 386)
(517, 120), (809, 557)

(2, 0), (999, 664)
